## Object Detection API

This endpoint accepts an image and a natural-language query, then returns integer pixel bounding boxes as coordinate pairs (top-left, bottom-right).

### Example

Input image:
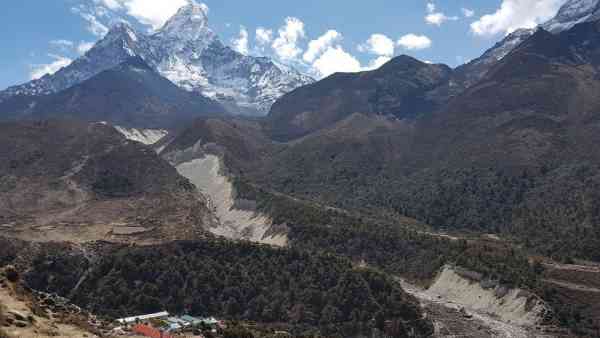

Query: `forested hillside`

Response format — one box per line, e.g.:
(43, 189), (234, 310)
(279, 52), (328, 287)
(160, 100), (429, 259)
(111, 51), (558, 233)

(0, 238), (433, 338)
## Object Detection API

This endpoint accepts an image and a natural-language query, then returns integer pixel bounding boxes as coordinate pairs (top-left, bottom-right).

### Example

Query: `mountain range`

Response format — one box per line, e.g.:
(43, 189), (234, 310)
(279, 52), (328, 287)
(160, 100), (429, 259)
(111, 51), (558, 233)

(4, 0), (600, 337)
(0, 1), (313, 117)
(0, 57), (225, 128)
(158, 0), (600, 265)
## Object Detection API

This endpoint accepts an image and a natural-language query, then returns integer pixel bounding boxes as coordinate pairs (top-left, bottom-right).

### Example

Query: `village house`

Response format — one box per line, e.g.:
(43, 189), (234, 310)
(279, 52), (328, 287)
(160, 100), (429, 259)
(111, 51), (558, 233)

(114, 311), (223, 338)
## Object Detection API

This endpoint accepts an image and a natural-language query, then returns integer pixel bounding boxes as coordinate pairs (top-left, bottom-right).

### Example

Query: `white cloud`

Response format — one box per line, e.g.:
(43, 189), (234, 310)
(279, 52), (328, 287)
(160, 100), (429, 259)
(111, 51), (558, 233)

(79, 12), (109, 37)
(256, 27), (273, 46)
(310, 46), (390, 77)
(30, 54), (73, 80)
(303, 30), (342, 63)
(471, 0), (565, 36)
(272, 17), (306, 61)
(231, 26), (249, 55)
(425, 2), (458, 26)
(397, 34), (432, 50)
(95, 0), (123, 10)
(427, 2), (436, 13)
(48, 39), (95, 55)
(77, 41), (95, 54)
(462, 8), (475, 18)
(426, 12), (458, 25)
(312, 46), (362, 77)
(50, 40), (74, 48)
(89, 0), (205, 31)
(302, 30), (392, 77)
(363, 56), (392, 70)
(358, 34), (394, 57)
(120, 0), (191, 30)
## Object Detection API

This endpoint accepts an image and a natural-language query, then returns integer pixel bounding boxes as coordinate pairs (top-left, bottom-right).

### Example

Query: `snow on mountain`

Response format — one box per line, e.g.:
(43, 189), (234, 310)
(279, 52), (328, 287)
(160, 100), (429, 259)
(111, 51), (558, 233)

(456, 0), (600, 88)
(543, 0), (600, 33)
(147, 4), (313, 114)
(114, 126), (169, 145)
(455, 28), (535, 88)
(0, 22), (142, 100)
(0, 2), (313, 116)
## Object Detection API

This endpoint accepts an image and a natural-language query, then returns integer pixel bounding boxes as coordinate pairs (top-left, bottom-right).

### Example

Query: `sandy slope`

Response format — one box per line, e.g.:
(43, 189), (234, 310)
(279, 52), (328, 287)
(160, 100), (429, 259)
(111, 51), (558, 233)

(176, 155), (287, 246)
(114, 126), (168, 145)
(427, 267), (547, 327)
(397, 266), (557, 338)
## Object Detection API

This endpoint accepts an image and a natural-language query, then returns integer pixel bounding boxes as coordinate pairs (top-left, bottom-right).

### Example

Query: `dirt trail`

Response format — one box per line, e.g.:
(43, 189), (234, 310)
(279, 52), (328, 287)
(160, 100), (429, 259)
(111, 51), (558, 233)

(542, 262), (600, 273)
(542, 278), (600, 293)
(418, 231), (460, 241)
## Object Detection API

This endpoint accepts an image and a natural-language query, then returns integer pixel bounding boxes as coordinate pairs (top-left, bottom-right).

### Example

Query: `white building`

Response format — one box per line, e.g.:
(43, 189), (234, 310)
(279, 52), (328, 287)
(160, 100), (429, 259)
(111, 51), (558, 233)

(116, 311), (170, 325)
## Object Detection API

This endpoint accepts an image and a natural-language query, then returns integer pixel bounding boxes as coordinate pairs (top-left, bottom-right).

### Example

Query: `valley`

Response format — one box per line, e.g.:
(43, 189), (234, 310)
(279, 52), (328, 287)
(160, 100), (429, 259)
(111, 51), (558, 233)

(3, 0), (600, 337)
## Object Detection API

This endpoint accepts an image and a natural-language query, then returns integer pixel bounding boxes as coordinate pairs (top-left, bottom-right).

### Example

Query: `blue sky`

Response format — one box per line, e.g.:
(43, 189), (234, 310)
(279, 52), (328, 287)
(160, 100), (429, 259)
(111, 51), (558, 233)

(0, 0), (568, 89)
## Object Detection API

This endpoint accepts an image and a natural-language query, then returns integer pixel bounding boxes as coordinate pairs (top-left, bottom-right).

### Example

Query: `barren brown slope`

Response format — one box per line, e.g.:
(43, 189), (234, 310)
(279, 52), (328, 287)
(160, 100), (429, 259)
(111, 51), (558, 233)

(266, 55), (452, 141)
(0, 120), (215, 243)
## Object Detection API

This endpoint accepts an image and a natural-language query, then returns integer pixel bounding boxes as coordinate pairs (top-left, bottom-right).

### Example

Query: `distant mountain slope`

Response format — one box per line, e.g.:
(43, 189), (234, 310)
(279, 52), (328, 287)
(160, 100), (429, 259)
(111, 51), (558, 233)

(0, 120), (215, 243)
(455, 0), (600, 90)
(0, 2), (313, 116)
(397, 23), (600, 258)
(0, 57), (225, 128)
(266, 56), (452, 141)
(453, 28), (535, 89)
(542, 0), (600, 32)
(209, 19), (600, 263)
(0, 23), (146, 99)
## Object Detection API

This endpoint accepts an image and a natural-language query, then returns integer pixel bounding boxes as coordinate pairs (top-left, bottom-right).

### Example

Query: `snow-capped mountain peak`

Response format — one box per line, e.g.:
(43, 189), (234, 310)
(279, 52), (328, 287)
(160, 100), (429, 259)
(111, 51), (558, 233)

(0, 22), (146, 101)
(543, 0), (600, 33)
(167, 1), (209, 26)
(95, 22), (141, 55)
(105, 22), (137, 40)
(454, 0), (600, 90)
(156, 1), (215, 45)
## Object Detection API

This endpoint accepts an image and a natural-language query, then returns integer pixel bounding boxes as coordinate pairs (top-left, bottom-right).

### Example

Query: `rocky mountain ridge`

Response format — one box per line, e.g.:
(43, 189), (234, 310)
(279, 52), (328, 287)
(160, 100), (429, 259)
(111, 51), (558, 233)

(0, 57), (226, 128)
(455, 0), (600, 90)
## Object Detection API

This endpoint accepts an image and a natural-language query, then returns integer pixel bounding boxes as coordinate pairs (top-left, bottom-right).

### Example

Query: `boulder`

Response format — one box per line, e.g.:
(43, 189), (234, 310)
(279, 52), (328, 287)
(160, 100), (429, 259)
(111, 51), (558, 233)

(8, 310), (27, 321)
(14, 320), (28, 328)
